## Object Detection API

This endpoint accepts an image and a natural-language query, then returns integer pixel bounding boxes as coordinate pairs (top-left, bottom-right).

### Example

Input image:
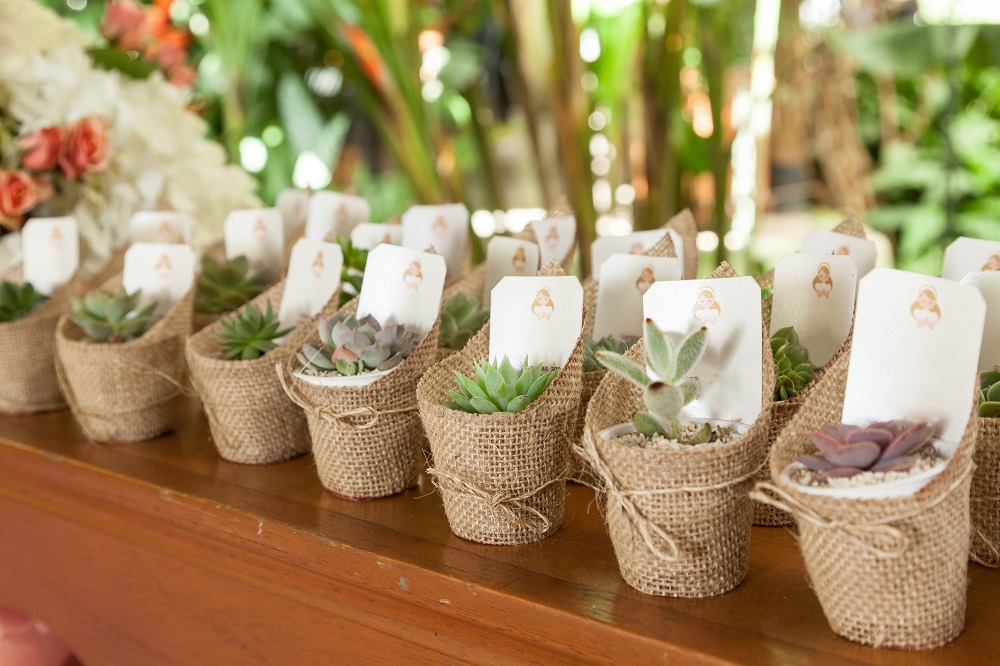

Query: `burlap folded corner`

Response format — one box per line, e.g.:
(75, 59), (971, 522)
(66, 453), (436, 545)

(186, 279), (315, 465)
(279, 296), (440, 500)
(55, 274), (193, 443)
(754, 350), (977, 650)
(970, 416), (1000, 567)
(417, 261), (584, 545)
(0, 264), (72, 415)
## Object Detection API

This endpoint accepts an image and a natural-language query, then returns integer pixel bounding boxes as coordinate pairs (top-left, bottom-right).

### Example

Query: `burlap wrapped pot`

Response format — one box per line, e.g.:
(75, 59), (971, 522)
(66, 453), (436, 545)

(55, 274), (193, 443)
(970, 417), (1000, 567)
(753, 350), (977, 649)
(278, 297), (441, 500)
(186, 279), (316, 464)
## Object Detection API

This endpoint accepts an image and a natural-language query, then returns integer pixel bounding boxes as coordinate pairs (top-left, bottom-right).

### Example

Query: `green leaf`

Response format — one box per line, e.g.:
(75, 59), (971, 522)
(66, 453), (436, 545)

(674, 328), (707, 381)
(643, 319), (674, 380)
(498, 356), (519, 388)
(596, 351), (650, 387)
(484, 365), (505, 398)
(980, 402), (1000, 418)
(981, 371), (1000, 391)
(506, 395), (531, 413)
(677, 379), (699, 404)
(643, 382), (684, 422)
(987, 382), (1000, 403)
(88, 47), (157, 79)
(634, 412), (667, 437)
(277, 71), (325, 156)
(685, 423), (711, 445)
(470, 397), (499, 414)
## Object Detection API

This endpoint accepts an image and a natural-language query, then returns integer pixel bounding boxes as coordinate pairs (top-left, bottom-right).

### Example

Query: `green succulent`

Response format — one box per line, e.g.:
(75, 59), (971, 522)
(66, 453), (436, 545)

(598, 319), (709, 444)
(338, 238), (369, 308)
(583, 335), (638, 373)
(439, 293), (489, 351)
(69, 289), (157, 343)
(217, 303), (292, 361)
(771, 326), (816, 402)
(297, 313), (419, 376)
(443, 356), (558, 414)
(195, 255), (267, 315)
(979, 371), (1000, 418)
(0, 281), (48, 323)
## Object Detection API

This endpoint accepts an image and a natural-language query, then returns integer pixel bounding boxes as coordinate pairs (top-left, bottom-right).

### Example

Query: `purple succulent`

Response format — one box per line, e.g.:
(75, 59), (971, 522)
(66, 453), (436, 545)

(796, 421), (935, 481)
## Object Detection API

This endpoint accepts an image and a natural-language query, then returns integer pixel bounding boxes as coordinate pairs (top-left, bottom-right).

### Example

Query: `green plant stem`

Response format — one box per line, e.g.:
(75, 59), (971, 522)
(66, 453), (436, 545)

(463, 84), (505, 210)
(699, 4), (730, 265)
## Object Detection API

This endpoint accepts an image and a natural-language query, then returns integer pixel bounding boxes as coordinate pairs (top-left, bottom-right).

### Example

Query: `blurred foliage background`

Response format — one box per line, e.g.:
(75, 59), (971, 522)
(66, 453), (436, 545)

(43, 0), (1000, 276)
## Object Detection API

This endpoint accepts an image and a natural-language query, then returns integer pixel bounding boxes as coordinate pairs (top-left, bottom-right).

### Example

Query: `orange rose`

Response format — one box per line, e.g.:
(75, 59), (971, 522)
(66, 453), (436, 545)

(0, 171), (39, 231)
(20, 126), (66, 172)
(60, 117), (111, 180)
(100, 0), (148, 52)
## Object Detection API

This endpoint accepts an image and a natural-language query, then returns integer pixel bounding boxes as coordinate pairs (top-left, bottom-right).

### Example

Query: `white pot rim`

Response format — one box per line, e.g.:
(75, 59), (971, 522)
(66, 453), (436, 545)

(292, 365), (396, 388)
(597, 417), (751, 444)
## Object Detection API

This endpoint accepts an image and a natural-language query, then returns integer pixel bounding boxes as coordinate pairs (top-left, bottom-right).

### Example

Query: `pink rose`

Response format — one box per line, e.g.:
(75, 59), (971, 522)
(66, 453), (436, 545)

(60, 117), (111, 180)
(148, 41), (186, 72)
(20, 126), (65, 172)
(169, 64), (197, 88)
(0, 171), (38, 231)
(100, 0), (149, 52)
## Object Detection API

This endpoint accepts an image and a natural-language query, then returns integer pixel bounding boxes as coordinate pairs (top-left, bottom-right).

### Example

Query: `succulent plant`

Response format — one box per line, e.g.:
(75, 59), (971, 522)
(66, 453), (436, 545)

(583, 335), (637, 373)
(69, 289), (157, 343)
(439, 293), (489, 351)
(195, 255), (267, 315)
(0, 281), (47, 323)
(443, 356), (558, 414)
(338, 238), (369, 307)
(979, 371), (1000, 418)
(771, 326), (816, 402)
(217, 303), (291, 361)
(796, 421), (935, 481)
(297, 313), (419, 376)
(598, 319), (709, 444)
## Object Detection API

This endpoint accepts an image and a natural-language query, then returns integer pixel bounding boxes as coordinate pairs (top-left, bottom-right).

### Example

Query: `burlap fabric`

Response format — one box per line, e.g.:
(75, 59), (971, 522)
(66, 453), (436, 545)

(278, 296), (440, 500)
(754, 350), (977, 649)
(971, 417), (1000, 567)
(417, 261), (584, 545)
(55, 274), (193, 443)
(186, 280), (318, 464)
(665, 208), (698, 281)
(0, 265), (70, 414)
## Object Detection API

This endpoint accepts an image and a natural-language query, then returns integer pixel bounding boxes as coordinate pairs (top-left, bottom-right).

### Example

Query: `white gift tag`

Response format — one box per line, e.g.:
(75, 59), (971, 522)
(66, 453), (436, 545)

(941, 236), (1000, 281)
(305, 191), (370, 242)
(128, 211), (193, 245)
(483, 237), (540, 308)
(590, 230), (670, 280)
(224, 208), (285, 278)
(643, 277), (763, 425)
(530, 216), (576, 268)
(489, 276), (583, 369)
(122, 243), (195, 317)
(350, 222), (403, 250)
(800, 229), (876, 279)
(401, 203), (469, 279)
(844, 269), (985, 443)
(21, 217), (79, 296)
(356, 244), (446, 337)
(278, 239), (343, 330)
(276, 188), (310, 239)
(770, 253), (857, 367)
(960, 271), (1000, 374)
(593, 254), (682, 340)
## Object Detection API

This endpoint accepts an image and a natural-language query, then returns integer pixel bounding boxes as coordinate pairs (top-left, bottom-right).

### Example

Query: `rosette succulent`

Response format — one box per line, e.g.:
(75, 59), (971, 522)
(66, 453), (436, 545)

(218, 303), (291, 361)
(69, 289), (157, 343)
(979, 371), (1000, 418)
(195, 255), (267, 315)
(771, 326), (815, 402)
(583, 335), (637, 373)
(796, 421), (935, 481)
(0, 281), (47, 323)
(439, 293), (489, 351)
(443, 356), (558, 414)
(297, 313), (419, 376)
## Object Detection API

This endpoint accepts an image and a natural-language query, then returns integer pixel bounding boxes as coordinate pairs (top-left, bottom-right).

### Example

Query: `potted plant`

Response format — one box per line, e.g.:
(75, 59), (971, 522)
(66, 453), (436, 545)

(192, 254), (269, 332)
(437, 292), (489, 363)
(971, 371), (1000, 566)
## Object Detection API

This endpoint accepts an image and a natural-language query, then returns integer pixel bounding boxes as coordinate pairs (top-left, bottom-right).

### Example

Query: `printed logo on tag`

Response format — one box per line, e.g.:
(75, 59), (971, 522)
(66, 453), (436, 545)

(813, 262), (833, 298)
(530, 286), (554, 321)
(692, 287), (722, 326)
(403, 260), (423, 290)
(910, 285), (942, 330)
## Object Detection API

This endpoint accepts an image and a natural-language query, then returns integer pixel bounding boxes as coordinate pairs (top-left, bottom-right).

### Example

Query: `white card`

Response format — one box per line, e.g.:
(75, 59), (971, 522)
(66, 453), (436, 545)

(844, 269), (985, 444)
(224, 208), (285, 278)
(128, 211), (193, 245)
(350, 222), (403, 251)
(590, 230), (669, 280)
(401, 203), (469, 279)
(277, 239), (343, 330)
(941, 237), (1000, 281)
(21, 217), (79, 296)
(356, 244), (446, 337)
(643, 277), (763, 425)
(769, 253), (857, 367)
(483, 237), (540, 308)
(489, 276), (583, 369)
(800, 229), (876, 279)
(530, 216), (576, 268)
(122, 243), (196, 317)
(593, 254), (682, 340)
(305, 191), (370, 242)
(960, 271), (1000, 374)
(276, 188), (310, 238)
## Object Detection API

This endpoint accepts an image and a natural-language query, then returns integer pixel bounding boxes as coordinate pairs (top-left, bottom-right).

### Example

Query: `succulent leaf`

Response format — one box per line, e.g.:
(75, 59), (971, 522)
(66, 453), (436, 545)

(770, 326), (816, 402)
(442, 356), (558, 415)
(195, 255), (267, 315)
(797, 420), (936, 480)
(297, 313), (420, 376)
(69, 289), (156, 343)
(583, 335), (636, 372)
(0, 281), (48, 323)
(439, 293), (489, 351)
(217, 303), (291, 361)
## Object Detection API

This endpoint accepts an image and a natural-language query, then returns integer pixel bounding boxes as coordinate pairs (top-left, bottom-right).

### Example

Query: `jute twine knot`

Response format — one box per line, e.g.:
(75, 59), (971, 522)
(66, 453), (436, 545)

(276, 363), (416, 431)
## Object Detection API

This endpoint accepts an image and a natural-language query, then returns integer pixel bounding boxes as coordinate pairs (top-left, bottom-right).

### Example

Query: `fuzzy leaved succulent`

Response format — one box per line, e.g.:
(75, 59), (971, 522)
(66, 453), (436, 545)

(598, 319), (709, 444)
(443, 356), (558, 414)
(439, 293), (489, 351)
(0, 281), (47, 323)
(297, 313), (419, 376)
(583, 335), (637, 373)
(218, 303), (291, 361)
(338, 238), (369, 307)
(771, 326), (816, 402)
(979, 371), (1000, 418)
(796, 421), (935, 481)
(195, 255), (267, 315)
(69, 289), (157, 343)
